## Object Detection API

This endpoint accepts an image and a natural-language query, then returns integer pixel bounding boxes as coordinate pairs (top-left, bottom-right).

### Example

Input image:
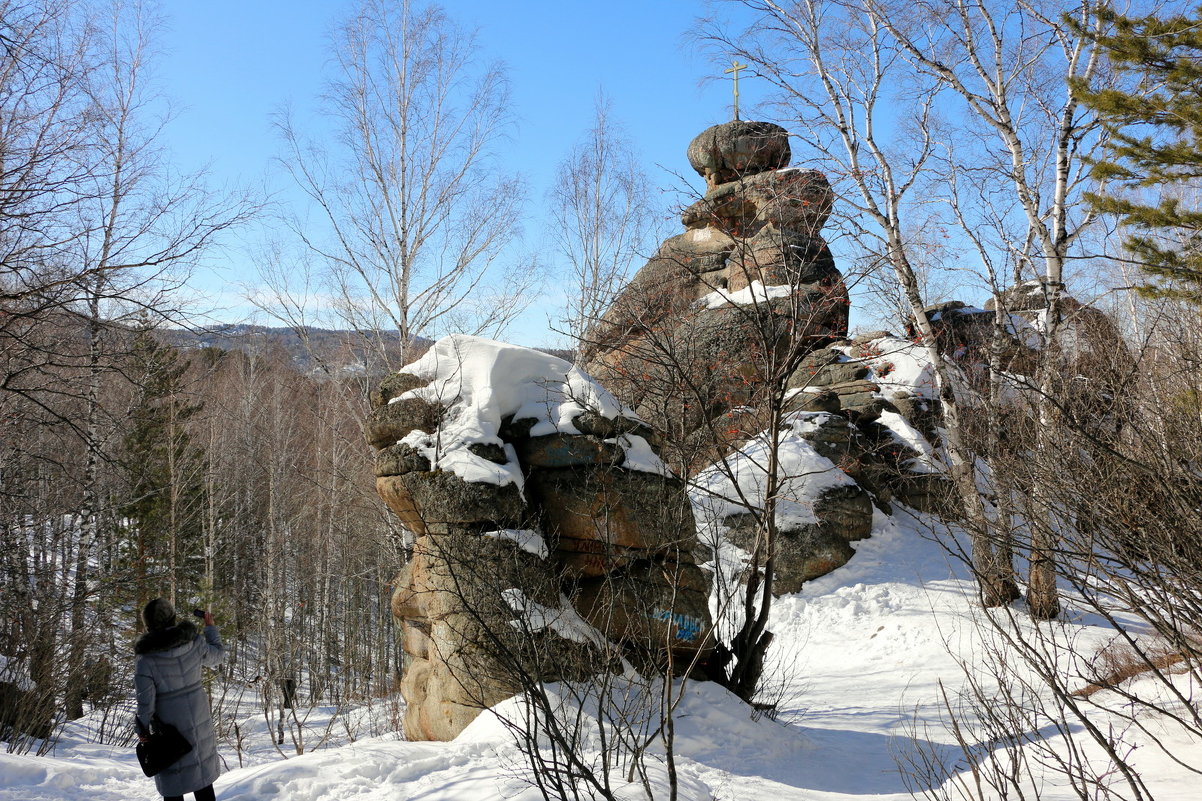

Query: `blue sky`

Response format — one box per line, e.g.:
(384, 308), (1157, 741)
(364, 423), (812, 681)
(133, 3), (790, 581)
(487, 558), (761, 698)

(155, 1), (765, 343)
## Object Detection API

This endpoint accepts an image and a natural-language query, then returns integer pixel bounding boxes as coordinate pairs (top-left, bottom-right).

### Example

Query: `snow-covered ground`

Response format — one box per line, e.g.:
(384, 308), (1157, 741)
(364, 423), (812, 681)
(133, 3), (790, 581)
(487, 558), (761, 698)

(5, 505), (1199, 800)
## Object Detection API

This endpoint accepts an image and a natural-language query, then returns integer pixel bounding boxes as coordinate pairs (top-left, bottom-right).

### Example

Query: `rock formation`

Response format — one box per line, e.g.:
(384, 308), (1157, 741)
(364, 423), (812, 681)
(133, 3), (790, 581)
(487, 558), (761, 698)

(582, 120), (945, 593)
(366, 337), (711, 740)
(366, 119), (1130, 741)
(582, 120), (849, 460)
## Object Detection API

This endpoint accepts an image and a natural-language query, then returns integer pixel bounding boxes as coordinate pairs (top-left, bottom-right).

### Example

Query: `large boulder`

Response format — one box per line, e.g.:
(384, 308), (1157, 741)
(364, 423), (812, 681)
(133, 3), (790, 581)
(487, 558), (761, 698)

(681, 169), (834, 236)
(573, 559), (713, 667)
(526, 469), (695, 576)
(585, 120), (848, 450)
(687, 120), (791, 188)
(723, 482), (873, 595)
(368, 336), (714, 741)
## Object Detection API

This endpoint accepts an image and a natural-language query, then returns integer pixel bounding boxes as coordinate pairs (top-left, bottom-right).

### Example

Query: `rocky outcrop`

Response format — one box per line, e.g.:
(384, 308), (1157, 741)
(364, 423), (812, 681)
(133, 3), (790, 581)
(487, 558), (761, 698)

(370, 121), (1139, 742)
(368, 337), (712, 741)
(786, 337), (957, 518)
(581, 121), (883, 593)
(583, 121), (849, 470)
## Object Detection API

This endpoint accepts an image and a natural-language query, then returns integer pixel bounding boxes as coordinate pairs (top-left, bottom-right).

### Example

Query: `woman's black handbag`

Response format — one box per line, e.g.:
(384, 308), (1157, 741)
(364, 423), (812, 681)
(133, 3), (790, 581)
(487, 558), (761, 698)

(135, 715), (193, 777)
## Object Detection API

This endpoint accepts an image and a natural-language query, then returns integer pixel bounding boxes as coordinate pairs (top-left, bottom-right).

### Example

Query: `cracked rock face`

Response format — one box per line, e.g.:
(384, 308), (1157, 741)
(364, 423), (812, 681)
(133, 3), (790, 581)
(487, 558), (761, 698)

(583, 121), (849, 473)
(367, 339), (713, 741)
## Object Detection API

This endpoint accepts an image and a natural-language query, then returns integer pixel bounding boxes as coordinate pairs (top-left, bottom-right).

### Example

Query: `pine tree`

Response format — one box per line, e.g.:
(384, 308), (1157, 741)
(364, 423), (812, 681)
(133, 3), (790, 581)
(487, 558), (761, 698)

(1075, 4), (1202, 301)
(117, 322), (206, 606)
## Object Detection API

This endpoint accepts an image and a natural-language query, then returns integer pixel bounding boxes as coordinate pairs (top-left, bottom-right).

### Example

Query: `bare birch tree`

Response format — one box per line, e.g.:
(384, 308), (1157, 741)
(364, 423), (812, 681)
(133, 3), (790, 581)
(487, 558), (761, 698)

(276, 0), (532, 365)
(63, 0), (255, 717)
(0, 0), (93, 309)
(860, 0), (1115, 620)
(549, 96), (658, 361)
(1, 0), (255, 733)
(700, 0), (1021, 606)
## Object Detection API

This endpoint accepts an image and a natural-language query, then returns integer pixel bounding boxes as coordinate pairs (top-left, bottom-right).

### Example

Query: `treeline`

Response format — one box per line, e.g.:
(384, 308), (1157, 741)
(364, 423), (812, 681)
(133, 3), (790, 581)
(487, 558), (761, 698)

(0, 0), (401, 751)
(1, 312), (405, 751)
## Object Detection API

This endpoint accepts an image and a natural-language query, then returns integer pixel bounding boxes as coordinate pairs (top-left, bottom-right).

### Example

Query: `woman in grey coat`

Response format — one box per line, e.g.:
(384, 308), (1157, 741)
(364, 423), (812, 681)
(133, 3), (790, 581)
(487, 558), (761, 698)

(135, 598), (225, 801)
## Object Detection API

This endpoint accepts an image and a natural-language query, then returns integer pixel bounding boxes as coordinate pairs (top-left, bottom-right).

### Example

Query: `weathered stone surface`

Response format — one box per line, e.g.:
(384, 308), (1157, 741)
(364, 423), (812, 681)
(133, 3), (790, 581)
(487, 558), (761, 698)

(401, 618), (432, 660)
(376, 475), (429, 536)
(890, 472), (958, 517)
(498, 414), (538, 442)
(793, 413), (867, 477)
(526, 468), (695, 574)
(376, 471), (524, 535)
(390, 539), (462, 622)
(421, 530), (558, 607)
(572, 411), (653, 441)
(774, 531), (856, 595)
(724, 483), (872, 595)
(375, 442), (431, 477)
(372, 358), (712, 741)
(813, 484), (874, 542)
(369, 371), (425, 409)
(819, 380), (896, 421)
(687, 120), (791, 188)
(391, 519), (627, 740)
(660, 306), (777, 421)
(788, 356), (870, 390)
(467, 442), (508, 464)
(517, 434), (625, 469)
(573, 561), (713, 659)
(678, 405), (771, 475)
(391, 563), (420, 619)
(825, 379), (882, 399)
(790, 390), (841, 414)
(363, 395), (443, 450)
(583, 240), (701, 356)
(551, 534), (638, 578)
(887, 391), (943, 443)
(682, 169), (834, 235)
(727, 232), (839, 292)
(662, 228), (738, 274)
(399, 657), (491, 742)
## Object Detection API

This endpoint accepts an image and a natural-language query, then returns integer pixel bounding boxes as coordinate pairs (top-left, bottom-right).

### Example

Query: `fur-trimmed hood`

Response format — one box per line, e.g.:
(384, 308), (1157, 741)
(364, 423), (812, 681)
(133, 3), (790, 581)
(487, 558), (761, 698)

(135, 619), (199, 655)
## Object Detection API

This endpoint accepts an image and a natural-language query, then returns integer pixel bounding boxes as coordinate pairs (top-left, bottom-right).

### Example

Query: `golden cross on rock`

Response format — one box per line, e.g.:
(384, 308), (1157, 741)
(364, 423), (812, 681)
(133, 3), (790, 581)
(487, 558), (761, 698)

(725, 59), (748, 121)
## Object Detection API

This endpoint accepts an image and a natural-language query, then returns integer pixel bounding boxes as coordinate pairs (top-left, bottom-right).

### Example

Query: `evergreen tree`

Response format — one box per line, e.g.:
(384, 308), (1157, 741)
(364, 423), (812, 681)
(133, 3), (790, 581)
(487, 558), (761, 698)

(117, 321), (206, 605)
(1075, 4), (1202, 301)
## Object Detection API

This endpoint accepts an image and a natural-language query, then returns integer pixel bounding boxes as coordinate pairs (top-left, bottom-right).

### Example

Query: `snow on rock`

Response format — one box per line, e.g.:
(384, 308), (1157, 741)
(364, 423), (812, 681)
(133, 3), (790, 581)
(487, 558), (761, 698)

(843, 335), (940, 400)
(482, 529), (548, 559)
(691, 411), (865, 604)
(1006, 312), (1043, 350)
(613, 433), (671, 476)
(875, 410), (943, 473)
(394, 334), (641, 487)
(500, 590), (611, 649)
(691, 412), (856, 533)
(699, 280), (794, 310)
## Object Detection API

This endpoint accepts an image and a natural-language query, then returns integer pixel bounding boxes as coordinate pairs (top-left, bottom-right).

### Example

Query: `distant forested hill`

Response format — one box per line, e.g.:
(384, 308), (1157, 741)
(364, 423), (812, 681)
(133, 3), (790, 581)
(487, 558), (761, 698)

(159, 324), (571, 376)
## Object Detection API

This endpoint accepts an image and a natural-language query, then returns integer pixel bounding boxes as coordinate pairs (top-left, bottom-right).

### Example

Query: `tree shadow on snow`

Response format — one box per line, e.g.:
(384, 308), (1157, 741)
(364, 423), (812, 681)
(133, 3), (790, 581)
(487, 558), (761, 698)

(686, 719), (1066, 796)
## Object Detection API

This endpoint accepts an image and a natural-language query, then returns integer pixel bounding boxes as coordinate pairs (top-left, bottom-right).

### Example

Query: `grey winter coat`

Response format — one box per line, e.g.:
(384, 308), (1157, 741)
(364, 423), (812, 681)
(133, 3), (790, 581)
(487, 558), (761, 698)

(134, 620), (225, 797)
